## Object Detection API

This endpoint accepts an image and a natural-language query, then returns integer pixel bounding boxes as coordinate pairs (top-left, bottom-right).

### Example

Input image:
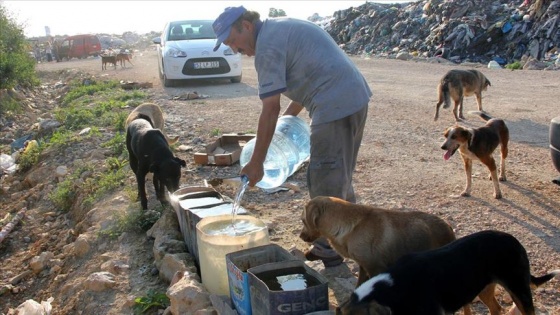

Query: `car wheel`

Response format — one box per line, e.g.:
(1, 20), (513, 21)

(550, 116), (560, 150)
(158, 61), (164, 79)
(163, 74), (175, 87)
(231, 74), (242, 83)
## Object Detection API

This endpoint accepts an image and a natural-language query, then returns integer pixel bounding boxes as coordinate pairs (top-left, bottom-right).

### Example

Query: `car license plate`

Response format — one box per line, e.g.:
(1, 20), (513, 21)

(194, 61), (219, 69)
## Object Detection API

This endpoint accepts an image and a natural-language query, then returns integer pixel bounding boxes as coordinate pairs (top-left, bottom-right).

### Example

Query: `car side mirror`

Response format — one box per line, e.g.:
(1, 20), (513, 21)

(152, 37), (161, 45)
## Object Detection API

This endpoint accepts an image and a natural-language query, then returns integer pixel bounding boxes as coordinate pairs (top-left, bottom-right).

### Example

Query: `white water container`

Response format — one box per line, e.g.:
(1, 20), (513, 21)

(275, 115), (311, 163)
(196, 214), (270, 296)
(239, 116), (310, 189)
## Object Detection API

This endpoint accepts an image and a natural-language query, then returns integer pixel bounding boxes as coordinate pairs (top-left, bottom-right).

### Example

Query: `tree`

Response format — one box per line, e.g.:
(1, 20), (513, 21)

(268, 8), (287, 18)
(0, 4), (38, 91)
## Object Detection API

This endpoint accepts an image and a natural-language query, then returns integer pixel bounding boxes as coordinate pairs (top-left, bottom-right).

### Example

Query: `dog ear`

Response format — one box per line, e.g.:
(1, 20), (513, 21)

(307, 198), (326, 229)
(486, 79), (491, 87)
(175, 157), (186, 167)
(460, 129), (472, 144)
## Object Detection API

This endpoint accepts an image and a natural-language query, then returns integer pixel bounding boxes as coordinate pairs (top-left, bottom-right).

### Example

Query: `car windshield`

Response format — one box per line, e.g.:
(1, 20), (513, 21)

(168, 20), (215, 41)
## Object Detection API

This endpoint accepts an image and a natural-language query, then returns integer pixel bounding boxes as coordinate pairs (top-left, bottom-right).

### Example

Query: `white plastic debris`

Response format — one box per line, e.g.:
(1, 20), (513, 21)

(487, 60), (502, 69)
(0, 153), (17, 175)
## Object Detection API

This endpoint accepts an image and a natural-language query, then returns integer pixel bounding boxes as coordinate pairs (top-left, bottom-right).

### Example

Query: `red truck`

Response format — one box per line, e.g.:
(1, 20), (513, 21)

(56, 34), (101, 60)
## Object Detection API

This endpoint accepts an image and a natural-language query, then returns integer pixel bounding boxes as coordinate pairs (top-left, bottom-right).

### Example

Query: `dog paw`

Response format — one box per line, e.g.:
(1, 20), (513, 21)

(460, 191), (471, 197)
(499, 176), (506, 182)
(494, 192), (502, 199)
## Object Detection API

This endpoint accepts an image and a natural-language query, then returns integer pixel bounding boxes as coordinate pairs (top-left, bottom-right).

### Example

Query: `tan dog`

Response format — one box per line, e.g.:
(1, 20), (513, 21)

(434, 69), (491, 122)
(126, 103), (179, 145)
(300, 196), (456, 287)
(101, 55), (117, 70)
(441, 111), (509, 199)
(116, 52), (133, 68)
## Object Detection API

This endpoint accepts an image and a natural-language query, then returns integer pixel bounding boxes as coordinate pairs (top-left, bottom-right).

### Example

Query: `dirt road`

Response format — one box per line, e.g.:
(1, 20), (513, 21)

(35, 49), (560, 313)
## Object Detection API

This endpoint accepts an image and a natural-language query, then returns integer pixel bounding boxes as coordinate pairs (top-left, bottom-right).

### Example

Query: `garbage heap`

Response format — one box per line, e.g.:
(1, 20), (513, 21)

(326, 0), (560, 65)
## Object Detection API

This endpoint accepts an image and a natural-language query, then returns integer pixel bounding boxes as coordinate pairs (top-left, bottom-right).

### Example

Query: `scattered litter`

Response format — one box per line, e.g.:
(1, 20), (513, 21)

(10, 134), (33, 153)
(119, 80), (153, 90)
(172, 91), (209, 100)
(0, 153), (17, 175)
(0, 208), (27, 244)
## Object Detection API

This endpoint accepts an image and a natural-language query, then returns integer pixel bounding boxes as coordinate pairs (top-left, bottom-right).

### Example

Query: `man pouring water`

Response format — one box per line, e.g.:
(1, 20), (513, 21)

(212, 6), (372, 267)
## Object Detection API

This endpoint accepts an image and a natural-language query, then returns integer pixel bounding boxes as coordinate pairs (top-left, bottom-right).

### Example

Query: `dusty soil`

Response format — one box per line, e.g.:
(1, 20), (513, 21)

(2, 48), (560, 314)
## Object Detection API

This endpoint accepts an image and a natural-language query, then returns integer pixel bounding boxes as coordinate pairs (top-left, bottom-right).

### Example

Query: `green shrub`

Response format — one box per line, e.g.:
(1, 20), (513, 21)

(61, 80), (119, 105)
(97, 206), (164, 240)
(49, 176), (77, 212)
(506, 61), (522, 70)
(0, 4), (39, 116)
(102, 132), (127, 156)
(133, 289), (170, 314)
(16, 140), (42, 172)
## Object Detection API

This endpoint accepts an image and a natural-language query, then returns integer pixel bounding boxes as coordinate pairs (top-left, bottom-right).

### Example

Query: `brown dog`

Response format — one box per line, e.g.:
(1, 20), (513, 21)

(300, 196), (456, 287)
(434, 69), (491, 122)
(126, 103), (179, 145)
(101, 55), (117, 70)
(116, 52), (133, 68)
(441, 111), (509, 199)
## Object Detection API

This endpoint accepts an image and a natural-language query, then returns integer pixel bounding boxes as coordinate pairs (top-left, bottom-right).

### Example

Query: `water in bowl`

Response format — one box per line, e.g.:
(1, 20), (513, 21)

(202, 218), (265, 237)
(257, 266), (322, 291)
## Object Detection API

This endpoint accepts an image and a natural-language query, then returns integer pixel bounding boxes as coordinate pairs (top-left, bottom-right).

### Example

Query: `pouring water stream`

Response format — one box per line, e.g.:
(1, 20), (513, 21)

(231, 175), (249, 232)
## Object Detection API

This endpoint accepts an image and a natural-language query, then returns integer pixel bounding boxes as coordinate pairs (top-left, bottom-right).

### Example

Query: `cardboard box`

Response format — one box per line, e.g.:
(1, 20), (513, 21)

(248, 260), (329, 315)
(226, 244), (297, 315)
(194, 134), (255, 166)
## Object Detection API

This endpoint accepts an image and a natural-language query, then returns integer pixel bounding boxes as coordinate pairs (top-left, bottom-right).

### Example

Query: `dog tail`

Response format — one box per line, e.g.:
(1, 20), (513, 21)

(468, 110), (493, 121)
(441, 80), (451, 109)
(531, 270), (560, 288)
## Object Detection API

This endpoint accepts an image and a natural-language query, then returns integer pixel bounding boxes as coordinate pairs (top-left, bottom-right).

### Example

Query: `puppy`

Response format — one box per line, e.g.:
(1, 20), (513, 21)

(116, 52), (133, 68)
(441, 111), (509, 199)
(300, 196), (456, 287)
(126, 103), (179, 145)
(126, 115), (185, 210)
(101, 55), (117, 70)
(434, 69), (491, 121)
(337, 230), (560, 315)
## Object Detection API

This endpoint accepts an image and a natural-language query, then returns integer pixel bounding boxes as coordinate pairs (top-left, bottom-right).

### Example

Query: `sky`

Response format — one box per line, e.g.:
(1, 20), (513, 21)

(1, 1), (411, 38)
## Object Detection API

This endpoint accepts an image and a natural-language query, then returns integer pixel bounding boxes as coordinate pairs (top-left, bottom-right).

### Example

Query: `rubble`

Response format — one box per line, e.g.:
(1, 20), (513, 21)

(326, 0), (560, 65)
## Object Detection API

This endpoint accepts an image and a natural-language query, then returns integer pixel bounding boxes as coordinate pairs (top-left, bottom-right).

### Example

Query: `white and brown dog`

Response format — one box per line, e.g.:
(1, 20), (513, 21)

(441, 111), (509, 199)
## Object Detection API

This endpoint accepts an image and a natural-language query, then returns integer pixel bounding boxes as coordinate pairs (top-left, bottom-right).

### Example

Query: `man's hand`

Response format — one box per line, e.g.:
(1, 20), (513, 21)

(241, 160), (264, 187)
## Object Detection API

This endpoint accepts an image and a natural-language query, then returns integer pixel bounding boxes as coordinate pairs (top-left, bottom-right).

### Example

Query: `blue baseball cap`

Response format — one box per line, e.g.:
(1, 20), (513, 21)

(213, 6), (247, 51)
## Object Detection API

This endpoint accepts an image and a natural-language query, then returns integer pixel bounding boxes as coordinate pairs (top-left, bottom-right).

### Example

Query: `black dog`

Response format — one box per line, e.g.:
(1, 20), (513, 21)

(337, 230), (559, 315)
(126, 114), (185, 209)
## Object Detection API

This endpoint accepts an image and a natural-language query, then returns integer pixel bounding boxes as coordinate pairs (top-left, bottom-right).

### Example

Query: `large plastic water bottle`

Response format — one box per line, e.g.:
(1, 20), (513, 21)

(276, 115), (311, 164)
(239, 116), (310, 189)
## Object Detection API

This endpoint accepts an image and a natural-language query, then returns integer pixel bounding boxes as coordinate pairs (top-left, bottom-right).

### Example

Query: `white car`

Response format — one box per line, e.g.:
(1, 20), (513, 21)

(153, 19), (242, 87)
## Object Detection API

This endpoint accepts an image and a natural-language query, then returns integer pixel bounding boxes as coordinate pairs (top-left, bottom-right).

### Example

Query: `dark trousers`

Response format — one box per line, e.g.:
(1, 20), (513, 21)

(307, 105), (368, 255)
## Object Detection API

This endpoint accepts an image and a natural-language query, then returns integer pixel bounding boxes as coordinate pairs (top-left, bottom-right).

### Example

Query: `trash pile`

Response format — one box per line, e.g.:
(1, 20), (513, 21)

(326, 0), (559, 65)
